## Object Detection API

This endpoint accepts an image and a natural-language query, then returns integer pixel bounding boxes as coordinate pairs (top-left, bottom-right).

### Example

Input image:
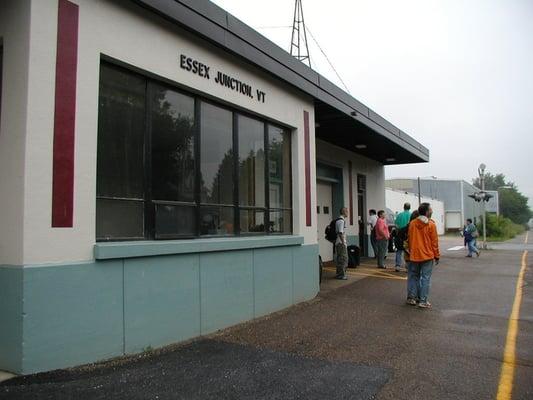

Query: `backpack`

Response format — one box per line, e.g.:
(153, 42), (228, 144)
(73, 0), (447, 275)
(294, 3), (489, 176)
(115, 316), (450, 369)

(325, 218), (343, 243)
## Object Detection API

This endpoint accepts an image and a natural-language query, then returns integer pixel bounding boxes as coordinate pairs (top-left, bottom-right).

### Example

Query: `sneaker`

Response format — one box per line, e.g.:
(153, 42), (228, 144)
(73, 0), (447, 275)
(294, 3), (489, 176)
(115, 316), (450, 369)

(406, 298), (417, 306)
(395, 266), (400, 272)
(418, 302), (432, 309)
(476, 251), (480, 257)
(377, 266), (386, 269)
(465, 255), (472, 258)
(336, 275), (348, 280)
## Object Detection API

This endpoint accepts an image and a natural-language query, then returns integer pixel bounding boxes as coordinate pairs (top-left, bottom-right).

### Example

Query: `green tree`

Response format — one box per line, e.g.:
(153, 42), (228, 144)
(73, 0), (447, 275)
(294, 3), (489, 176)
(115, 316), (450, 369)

(473, 172), (532, 225)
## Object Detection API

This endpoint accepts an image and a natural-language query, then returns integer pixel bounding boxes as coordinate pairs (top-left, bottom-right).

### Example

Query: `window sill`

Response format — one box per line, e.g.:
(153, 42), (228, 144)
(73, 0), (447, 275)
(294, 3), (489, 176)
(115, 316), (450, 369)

(94, 235), (304, 260)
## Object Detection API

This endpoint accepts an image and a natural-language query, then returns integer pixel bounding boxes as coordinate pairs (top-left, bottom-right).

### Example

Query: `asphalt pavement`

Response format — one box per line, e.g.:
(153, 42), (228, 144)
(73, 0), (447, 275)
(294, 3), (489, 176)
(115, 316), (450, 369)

(1, 234), (531, 399)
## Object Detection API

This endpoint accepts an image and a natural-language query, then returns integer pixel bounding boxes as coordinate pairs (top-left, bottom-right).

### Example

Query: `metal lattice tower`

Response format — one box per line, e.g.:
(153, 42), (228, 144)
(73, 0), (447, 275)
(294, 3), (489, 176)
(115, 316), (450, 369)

(290, 0), (311, 68)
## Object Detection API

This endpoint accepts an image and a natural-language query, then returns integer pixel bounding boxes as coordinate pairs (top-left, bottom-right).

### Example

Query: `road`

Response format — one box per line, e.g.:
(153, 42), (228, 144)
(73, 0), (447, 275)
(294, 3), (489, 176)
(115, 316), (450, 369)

(1, 234), (531, 399)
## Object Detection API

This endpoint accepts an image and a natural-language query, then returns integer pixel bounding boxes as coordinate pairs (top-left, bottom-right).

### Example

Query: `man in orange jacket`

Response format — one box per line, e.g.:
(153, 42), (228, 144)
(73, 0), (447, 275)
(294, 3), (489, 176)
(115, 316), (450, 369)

(406, 202), (440, 309)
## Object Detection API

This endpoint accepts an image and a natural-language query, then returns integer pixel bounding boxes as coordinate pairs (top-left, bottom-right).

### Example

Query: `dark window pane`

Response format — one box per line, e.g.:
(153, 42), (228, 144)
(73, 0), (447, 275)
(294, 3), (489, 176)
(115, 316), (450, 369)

(238, 115), (265, 207)
(240, 209), (265, 233)
(0, 47), (3, 128)
(96, 199), (144, 240)
(268, 126), (291, 209)
(269, 210), (292, 234)
(97, 64), (145, 198)
(200, 103), (234, 205)
(155, 203), (195, 238)
(200, 206), (234, 236)
(151, 85), (195, 202)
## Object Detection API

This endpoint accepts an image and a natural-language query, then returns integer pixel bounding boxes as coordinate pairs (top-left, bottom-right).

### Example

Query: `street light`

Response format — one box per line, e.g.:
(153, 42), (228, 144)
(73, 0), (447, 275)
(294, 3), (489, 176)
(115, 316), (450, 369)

(478, 164), (487, 249)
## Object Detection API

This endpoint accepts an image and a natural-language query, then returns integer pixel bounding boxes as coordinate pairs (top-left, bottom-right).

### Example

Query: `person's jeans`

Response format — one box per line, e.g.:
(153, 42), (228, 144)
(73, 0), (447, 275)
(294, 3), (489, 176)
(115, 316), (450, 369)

(467, 240), (478, 256)
(407, 262), (419, 299)
(407, 260), (434, 303)
(376, 239), (388, 267)
(395, 249), (404, 267)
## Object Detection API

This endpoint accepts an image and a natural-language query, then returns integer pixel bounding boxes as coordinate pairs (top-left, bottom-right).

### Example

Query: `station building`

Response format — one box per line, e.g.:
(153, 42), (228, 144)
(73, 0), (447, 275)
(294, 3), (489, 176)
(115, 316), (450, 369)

(0, 0), (428, 374)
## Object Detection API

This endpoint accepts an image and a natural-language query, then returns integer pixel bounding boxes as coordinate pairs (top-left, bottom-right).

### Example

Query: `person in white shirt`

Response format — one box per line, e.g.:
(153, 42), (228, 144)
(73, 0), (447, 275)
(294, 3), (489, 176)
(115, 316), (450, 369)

(368, 209), (378, 258)
(335, 207), (349, 280)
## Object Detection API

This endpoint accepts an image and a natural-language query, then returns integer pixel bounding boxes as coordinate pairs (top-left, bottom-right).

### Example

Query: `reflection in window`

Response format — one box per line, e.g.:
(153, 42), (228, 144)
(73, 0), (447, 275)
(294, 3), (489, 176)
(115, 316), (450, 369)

(238, 115), (265, 207)
(97, 64), (145, 199)
(151, 85), (195, 202)
(269, 210), (292, 234)
(200, 206), (234, 236)
(200, 102), (234, 205)
(240, 209), (265, 233)
(268, 125), (291, 209)
(96, 199), (144, 240)
(96, 63), (293, 241)
(96, 64), (146, 240)
(155, 204), (196, 238)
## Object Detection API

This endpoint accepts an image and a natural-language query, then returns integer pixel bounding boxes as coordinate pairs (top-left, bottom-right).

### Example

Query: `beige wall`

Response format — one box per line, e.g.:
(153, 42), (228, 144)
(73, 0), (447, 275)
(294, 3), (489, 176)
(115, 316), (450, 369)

(0, 0), (31, 265)
(315, 139), (385, 240)
(13, 0), (316, 264)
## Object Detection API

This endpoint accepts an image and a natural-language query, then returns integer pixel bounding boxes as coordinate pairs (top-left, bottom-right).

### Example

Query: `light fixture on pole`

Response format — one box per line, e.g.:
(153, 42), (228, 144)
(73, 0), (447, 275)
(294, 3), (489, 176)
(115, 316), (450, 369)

(478, 163), (487, 249)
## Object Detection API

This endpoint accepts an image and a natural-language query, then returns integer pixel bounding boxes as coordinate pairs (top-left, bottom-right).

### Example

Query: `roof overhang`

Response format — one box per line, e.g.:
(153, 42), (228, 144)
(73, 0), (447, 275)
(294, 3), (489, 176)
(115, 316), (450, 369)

(129, 0), (429, 164)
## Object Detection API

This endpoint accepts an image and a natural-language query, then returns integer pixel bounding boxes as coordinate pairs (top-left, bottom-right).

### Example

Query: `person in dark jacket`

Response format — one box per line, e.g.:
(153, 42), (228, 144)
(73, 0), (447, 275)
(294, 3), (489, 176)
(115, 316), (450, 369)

(463, 219), (480, 257)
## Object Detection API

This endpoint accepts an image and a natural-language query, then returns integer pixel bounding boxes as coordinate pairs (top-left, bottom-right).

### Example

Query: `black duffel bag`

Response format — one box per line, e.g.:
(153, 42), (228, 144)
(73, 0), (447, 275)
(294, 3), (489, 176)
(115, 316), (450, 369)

(347, 245), (360, 268)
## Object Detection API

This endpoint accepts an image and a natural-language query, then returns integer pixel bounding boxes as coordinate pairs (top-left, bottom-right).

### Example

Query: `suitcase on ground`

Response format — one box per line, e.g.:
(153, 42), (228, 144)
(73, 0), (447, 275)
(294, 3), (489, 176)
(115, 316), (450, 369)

(347, 245), (360, 268)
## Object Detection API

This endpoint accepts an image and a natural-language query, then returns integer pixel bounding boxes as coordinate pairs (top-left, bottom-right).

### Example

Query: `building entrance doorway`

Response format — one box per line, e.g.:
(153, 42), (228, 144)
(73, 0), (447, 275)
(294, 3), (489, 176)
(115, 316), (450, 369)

(357, 174), (367, 256)
(317, 181), (334, 262)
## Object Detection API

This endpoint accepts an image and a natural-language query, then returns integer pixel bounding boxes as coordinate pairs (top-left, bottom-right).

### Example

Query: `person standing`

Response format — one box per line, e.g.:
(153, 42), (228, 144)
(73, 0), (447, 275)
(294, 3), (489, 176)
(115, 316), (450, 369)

(335, 207), (349, 280)
(406, 203), (440, 308)
(401, 210), (420, 303)
(375, 210), (390, 269)
(463, 218), (480, 257)
(394, 203), (411, 272)
(368, 209), (378, 258)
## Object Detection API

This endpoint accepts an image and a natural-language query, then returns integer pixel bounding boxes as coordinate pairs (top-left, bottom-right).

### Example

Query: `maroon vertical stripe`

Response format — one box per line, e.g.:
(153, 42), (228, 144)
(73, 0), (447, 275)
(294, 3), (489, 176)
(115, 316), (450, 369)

(304, 111), (311, 227)
(348, 160), (353, 225)
(52, 0), (78, 227)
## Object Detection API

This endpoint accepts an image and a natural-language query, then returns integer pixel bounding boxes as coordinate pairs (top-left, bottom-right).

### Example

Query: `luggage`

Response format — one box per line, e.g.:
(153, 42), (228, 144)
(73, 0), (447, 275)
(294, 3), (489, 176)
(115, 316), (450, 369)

(347, 245), (360, 268)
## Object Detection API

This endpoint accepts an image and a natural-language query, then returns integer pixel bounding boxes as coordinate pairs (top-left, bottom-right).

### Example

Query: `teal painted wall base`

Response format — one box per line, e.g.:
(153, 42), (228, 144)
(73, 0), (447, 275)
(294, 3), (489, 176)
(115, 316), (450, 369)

(0, 243), (319, 374)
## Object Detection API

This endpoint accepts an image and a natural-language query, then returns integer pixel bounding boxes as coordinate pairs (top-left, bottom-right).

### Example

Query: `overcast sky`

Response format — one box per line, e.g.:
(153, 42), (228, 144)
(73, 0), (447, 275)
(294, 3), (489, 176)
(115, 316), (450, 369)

(211, 0), (533, 205)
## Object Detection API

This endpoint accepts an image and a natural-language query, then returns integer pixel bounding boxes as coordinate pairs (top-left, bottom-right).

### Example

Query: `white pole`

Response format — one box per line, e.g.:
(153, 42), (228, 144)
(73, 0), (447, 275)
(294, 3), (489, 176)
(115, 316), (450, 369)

(482, 174), (487, 249)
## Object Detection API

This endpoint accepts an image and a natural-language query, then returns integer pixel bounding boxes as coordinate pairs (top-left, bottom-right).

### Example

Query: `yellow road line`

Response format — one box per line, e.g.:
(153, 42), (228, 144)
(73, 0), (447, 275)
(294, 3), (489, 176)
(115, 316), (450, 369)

(323, 267), (407, 281)
(525, 231), (529, 244)
(347, 271), (407, 281)
(496, 250), (528, 400)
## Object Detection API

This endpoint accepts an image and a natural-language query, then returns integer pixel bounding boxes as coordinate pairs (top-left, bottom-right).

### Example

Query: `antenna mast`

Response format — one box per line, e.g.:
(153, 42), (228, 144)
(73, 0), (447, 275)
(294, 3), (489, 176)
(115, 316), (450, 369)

(290, 0), (311, 68)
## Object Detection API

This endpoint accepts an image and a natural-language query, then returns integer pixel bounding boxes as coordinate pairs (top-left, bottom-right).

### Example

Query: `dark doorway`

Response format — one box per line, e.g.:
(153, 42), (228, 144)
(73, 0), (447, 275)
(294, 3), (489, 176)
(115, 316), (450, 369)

(357, 174), (367, 256)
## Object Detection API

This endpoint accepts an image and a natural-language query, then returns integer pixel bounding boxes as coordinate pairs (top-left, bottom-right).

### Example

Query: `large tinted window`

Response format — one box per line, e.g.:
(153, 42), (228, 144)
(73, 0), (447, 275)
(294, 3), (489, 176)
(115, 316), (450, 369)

(151, 84), (195, 202)
(96, 65), (146, 240)
(268, 125), (291, 209)
(238, 115), (265, 207)
(97, 65), (145, 199)
(96, 63), (292, 241)
(200, 102), (234, 205)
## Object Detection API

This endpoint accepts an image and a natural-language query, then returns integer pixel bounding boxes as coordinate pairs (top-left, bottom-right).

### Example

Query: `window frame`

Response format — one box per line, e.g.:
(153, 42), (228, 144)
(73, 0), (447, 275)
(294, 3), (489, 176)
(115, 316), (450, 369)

(96, 61), (293, 241)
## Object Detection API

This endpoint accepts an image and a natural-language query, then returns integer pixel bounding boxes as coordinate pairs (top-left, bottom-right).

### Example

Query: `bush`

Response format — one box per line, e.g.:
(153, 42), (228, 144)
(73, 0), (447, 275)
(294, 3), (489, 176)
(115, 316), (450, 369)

(479, 214), (525, 241)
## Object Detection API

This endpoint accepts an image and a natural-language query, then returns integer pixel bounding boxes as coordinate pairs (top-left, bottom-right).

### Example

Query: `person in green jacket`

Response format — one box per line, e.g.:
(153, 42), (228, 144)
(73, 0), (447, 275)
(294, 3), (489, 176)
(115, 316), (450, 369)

(394, 203), (411, 271)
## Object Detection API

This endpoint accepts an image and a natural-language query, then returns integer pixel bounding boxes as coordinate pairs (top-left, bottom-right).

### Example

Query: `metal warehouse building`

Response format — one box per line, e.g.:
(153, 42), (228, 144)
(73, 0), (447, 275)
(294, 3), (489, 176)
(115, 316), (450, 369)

(386, 178), (485, 231)
(0, 0), (428, 374)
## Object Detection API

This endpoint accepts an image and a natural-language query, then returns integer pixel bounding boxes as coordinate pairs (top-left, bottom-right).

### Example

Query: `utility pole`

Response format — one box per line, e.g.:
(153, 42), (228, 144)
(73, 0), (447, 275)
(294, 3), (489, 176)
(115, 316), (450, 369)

(290, 0), (311, 67)
(417, 177), (421, 206)
(478, 163), (487, 249)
